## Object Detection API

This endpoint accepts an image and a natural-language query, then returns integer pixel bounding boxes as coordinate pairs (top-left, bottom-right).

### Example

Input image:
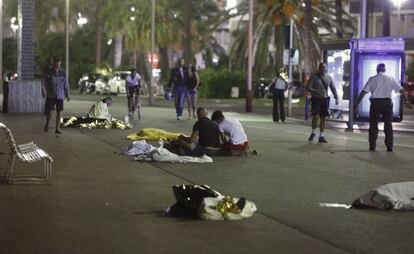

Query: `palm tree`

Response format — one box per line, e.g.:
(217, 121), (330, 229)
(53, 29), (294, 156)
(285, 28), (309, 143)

(165, 0), (231, 65)
(103, 1), (129, 67)
(230, 0), (357, 77)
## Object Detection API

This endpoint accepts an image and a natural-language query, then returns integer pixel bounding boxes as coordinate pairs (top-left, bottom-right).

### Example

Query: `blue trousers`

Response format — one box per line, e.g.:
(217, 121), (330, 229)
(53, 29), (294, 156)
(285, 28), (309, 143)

(174, 86), (186, 117)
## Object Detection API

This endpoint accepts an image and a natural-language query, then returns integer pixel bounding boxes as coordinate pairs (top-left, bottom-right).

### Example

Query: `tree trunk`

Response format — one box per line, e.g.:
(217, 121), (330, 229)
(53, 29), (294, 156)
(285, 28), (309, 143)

(183, 0), (193, 64)
(159, 47), (170, 81)
(137, 52), (154, 105)
(133, 50), (137, 69)
(275, 24), (285, 72)
(95, 10), (102, 65)
(303, 0), (313, 80)
(114, 33), (123, 67)
(382, 0), (390, 36)
(335, 0), (343, 38)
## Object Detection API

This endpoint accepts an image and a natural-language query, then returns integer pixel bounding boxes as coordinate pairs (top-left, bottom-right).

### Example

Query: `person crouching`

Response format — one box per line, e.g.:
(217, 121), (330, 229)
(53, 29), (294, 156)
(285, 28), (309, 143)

(211, 110), (249, 156)
(177, 107), (222, 156)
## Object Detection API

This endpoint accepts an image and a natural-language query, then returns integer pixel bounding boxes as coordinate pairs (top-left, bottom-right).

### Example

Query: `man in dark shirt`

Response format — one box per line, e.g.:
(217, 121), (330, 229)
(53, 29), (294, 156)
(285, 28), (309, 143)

(168, 58), (189, 120)
(178, 107), (221, 156)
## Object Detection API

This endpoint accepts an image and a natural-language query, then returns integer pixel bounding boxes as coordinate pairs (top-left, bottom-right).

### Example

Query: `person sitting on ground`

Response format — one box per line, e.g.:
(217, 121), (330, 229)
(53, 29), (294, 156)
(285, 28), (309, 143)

(88, 96), (113, 122)
(211, 110), (249, 156)
(177, 107), (222, 156)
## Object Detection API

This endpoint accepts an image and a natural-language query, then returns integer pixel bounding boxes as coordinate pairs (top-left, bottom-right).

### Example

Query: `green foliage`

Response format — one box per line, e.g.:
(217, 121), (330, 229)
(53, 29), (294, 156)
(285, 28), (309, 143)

(406, 60), (414, 81)
(3, 38), (17, 74)
(198, 68), (246, 99)
(36, 32), (65, 69)
(35, 28), (96, 89)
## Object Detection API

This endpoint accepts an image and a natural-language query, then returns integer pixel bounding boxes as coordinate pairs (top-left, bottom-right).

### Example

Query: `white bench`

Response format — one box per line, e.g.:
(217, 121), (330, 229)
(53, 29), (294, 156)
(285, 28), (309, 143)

(0, 122), (53, 184)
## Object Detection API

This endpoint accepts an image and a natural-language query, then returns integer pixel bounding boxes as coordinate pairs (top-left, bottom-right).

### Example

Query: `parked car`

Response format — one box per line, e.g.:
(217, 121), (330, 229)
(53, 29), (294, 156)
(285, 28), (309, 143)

(78, 73), (99, 94)
(93, 75), (110, 95)
(105, 71), (129, 95)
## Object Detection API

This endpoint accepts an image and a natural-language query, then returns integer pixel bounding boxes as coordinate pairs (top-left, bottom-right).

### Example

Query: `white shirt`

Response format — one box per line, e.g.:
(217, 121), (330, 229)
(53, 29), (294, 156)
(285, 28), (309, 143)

(363, 72), (402, 99)
(274, 78), (286, 90)
(126, 73), (141, 87)
(218, 119), (248, 145)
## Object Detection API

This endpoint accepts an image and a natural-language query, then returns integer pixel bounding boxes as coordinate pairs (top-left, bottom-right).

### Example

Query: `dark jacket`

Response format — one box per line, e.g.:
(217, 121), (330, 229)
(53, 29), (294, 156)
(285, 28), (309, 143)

(168, 66), (188, 90)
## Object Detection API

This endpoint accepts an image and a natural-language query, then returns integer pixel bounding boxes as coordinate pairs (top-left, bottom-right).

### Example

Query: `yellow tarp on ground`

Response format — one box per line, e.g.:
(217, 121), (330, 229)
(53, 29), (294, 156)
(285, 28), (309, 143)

(127, 128), (184, 141)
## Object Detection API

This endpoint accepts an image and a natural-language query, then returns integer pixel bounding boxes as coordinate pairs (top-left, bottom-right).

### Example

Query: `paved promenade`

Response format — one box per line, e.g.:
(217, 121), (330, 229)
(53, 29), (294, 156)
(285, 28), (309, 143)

(1, 94), (414, 254)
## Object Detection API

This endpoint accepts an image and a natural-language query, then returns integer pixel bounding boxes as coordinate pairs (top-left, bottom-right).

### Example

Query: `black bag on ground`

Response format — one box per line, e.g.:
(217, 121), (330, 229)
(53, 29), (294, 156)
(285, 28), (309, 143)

(166, 184), (221, 218)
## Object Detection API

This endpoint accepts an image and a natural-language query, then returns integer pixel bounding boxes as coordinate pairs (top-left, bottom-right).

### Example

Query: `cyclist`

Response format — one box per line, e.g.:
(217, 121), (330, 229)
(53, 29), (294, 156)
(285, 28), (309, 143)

(125, 68), (142, 120)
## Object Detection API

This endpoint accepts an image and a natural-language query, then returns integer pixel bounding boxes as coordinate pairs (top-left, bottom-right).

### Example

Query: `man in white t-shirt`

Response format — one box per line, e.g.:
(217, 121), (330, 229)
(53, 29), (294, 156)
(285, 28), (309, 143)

(211, 110), (249, 156)
(126, 68), (142, 119)
(354, 63), (412, 152)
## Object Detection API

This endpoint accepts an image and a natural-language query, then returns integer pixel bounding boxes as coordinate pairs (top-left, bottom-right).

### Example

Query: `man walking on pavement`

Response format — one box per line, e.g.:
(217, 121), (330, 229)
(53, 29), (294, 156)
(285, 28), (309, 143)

(168, 58), (188, 120)
(42, 57), (70, 134)
(306, 63), (339, 143)
(354, 63), (412, 152)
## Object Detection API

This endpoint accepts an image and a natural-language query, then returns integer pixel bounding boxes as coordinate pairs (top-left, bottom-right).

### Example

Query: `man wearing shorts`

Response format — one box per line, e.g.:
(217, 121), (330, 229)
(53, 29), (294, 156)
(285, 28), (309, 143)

(43, 57), (70, 134)
(306, 63), (339, 143)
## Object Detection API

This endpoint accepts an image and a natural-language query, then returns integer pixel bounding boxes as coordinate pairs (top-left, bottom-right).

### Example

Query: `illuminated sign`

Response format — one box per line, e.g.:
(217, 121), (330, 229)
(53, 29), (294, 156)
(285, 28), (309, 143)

(355, 39), (405, 52)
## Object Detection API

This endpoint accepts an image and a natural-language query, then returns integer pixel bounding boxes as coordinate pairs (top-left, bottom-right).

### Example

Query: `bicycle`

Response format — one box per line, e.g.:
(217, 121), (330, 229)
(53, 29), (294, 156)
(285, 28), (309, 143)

(128, 87), (141, 120)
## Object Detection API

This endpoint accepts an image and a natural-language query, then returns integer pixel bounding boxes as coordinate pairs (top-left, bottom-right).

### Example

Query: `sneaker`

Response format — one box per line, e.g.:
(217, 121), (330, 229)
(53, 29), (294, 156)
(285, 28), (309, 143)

(177, 116), (182, 120)
(318, 136), (328, 143)
(387, 147), (393, 152)
(308, 133), (316, 142)
(369, 146), (376, 151)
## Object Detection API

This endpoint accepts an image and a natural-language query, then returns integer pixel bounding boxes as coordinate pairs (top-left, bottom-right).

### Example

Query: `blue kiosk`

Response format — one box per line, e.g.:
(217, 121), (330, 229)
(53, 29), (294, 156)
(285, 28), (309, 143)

(319, 37), (406, 130)
(349, 37), (405, 126)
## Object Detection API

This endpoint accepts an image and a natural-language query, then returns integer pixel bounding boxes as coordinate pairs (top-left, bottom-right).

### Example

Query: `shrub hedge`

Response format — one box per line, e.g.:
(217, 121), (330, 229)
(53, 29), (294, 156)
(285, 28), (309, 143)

(198, 68), (247, 98)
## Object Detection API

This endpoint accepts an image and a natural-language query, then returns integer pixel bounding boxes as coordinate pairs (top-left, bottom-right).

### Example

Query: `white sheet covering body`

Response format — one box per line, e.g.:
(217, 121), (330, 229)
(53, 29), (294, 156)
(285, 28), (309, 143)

(126, 141), (213, 163)
(353, 182), (414, 210)
(124, 140), (156, 156)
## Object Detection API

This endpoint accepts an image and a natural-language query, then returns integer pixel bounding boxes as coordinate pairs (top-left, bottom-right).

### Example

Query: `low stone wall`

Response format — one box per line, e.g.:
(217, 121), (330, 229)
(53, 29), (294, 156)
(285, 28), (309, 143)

(8, 80), (44, 113)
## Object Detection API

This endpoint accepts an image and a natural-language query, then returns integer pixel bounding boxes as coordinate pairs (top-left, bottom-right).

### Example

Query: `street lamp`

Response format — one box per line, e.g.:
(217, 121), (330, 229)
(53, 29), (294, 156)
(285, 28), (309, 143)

(226, 0), (238, 15)
(149, 0), (155, 106)
(0, 0), (2, 92)
(391, 0), (407, 35)
(77, 13), (88, 27)
(246, 0), (253, 112)
(66, 0), (69, 91)
(391, 0), (407, 8)
(10, 17), (19, 32)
